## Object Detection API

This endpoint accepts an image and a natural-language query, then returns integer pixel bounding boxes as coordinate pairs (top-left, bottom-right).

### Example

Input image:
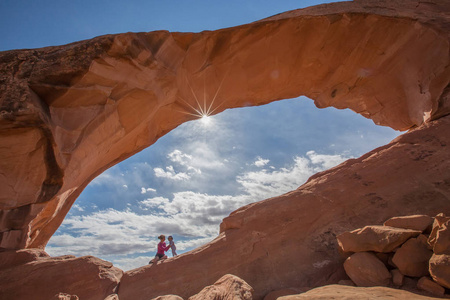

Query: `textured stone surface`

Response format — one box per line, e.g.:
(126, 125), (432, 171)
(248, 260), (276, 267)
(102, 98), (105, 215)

(152, 296), (183, 300)
(433, 220), (450, 255)
(119, 115), (450, 299)
(417, 276), (445, 297)
(392, 237), (433, 277)
(278, 284), (443, 299)
(343, 252), (391, 287)
(337, 225), (421, 253)
(188, 274), (253, 300)
(429, 254), (450, 289)
(0, 0), (450, 251)
(391, 269), (405, 287)
(0, 254), (123, 300)
(428, 214), (450, 249)
(0, 0), (450, 299)
(384, 215), (434, 232)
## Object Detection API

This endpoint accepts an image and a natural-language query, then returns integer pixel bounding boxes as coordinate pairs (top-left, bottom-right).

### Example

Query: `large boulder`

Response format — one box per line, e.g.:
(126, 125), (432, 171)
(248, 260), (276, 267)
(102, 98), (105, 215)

(417, 277), (445, 297)
(188, 274), (253, 300)
(384, 215), (433, 232)
(343, 252), (391, 287)
(0, 254), (123, 300)
(429, 254), (450, 289)
(392, 237), (433, 277)
(433, 220), (450, 255)
(428, 214), (450, 249)
(277, 284), (443, 299)
(337, 225), (421, 253)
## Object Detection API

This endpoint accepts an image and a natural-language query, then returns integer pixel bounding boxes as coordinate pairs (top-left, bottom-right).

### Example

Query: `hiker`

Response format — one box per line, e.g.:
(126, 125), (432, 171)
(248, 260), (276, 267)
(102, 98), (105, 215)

(168, 235), (177, 257)
(149, 234), (170, 264)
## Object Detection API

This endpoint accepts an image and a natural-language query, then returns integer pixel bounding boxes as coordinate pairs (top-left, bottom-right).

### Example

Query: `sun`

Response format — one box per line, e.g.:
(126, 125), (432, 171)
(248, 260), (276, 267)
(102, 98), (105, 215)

(200, 114), (212, 126)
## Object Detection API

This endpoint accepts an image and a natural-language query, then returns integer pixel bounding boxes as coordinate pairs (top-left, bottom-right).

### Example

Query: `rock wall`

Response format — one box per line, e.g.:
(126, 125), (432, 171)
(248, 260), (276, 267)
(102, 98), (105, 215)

(0, 0), (449, 250)
(0, 0), (450, 299)
(118, 113), (450, 299)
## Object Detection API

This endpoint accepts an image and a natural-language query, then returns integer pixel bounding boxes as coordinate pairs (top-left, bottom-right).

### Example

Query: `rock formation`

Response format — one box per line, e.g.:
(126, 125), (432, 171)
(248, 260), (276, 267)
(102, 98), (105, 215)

(0, 0), (449, 299)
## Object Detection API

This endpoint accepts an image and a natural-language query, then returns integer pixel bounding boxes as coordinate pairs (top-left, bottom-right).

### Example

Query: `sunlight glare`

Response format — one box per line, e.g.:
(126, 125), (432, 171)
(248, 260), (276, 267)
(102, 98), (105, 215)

(200, 114), (212, 126)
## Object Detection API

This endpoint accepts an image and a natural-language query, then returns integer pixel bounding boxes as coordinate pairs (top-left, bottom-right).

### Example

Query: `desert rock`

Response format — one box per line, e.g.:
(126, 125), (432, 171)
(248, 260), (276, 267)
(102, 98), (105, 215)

(428, 214), (450, 249)
(188, 274), (253, 300)
(0, 0), (449, 251)
(337, 225), (421, 253)
(391, 269), (405, 287)
(343, 252), (391, 287)
(277, 284), (443, 299)
(433, 220), (450, 255)
(0, 254), (123, 300)
(429, 254), (450, 289)
(417, 276), (445, 297)
(384, 215), (433, 232)
(392, 237), (433, 277)
(152, 296), (184, 300)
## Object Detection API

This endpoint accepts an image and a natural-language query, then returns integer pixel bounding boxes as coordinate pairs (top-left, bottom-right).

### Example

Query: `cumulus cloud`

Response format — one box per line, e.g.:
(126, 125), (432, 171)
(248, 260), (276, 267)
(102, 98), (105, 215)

(141, 187), (157, 194)
(254, 156), (270, 167)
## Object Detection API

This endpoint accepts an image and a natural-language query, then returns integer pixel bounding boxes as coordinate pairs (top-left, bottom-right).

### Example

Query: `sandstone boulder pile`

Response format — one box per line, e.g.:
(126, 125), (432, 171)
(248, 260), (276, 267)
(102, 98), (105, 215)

(337, 213), (450, 297)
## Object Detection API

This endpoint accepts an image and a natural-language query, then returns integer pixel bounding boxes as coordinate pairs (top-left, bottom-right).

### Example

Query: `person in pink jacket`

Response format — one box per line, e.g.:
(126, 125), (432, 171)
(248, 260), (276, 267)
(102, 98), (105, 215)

(149, 234), (171, 264)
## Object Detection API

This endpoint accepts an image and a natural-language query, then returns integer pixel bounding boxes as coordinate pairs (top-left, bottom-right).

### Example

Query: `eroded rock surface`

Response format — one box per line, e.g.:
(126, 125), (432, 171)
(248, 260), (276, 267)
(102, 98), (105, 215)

(0, 0), (450, 300)
(0, 0), (449, 251)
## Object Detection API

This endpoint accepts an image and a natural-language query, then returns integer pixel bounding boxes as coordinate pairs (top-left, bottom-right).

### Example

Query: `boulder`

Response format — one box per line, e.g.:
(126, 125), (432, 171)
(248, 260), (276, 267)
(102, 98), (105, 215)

(390, 269), (404, 287)
(428, 214), (450, 249)
(384, 215), (433, 232)
(433, 220), (450, 255)
(188, 274), (253, 300)
(429, 254), (450, 289)
(0, 248), (50, 270)
(54, 293), (79, 300)
(277, 284), (443, 299)
(152, 296), (184, 300)
(337, 225), (421, 253)
(417, 277), (445, 297)
(104, 295), (120, 300)
(263, 288), (309, 300)
(0, 255), (123, 300)
(343, 252), (391, 287)
(392, 237), (433, 277)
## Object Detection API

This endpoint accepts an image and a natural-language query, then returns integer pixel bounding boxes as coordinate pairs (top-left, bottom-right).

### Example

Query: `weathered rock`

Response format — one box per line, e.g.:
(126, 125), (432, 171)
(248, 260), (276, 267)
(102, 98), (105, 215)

(343, 252), (391, 287)
(428, 214), (450, 249)
(152, 296), (183, 300)
(337, 225), (421, 253)
(0, 0), (450, 299)
(384, 215), (433, 232)
(433, 220), (450, 255)
(188, 274), (253, 300)
(0, 248), (50, 270)
(391, 269), (404, 287)
(337, 280), (355, 287)
(0, 255), (123, 300)
(417, 276), (445, 297)
(119, 115), (450, 299)
(0, 0), (450, 252)
(53, 293), (79, 300)
(392, 237), (433, 277)
(278, 284), (443, 299)
(429, 254), (450, 289)
(263, 288), (309, 300)
(104, 295), (120, 300)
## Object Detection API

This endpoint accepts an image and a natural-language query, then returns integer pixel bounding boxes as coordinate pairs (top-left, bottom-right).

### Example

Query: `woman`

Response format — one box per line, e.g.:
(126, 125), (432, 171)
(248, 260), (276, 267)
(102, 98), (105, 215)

(149, 234), (171, 264)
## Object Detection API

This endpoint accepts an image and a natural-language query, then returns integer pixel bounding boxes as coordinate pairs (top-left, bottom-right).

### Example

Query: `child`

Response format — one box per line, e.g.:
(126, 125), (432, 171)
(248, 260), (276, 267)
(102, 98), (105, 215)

(149, 234), (170, 264)
(168, 235), (177, 256)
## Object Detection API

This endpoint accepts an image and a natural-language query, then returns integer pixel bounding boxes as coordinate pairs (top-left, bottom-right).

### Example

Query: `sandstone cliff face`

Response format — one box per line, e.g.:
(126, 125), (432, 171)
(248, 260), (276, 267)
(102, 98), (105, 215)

(0, 0), (449, 251)
(0, 0), (450, 299)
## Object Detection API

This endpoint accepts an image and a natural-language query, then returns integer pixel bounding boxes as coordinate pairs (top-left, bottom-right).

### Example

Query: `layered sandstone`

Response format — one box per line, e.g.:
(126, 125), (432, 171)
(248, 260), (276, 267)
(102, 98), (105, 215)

(0, 0), (450, 299)
(1, 0), (449, 250)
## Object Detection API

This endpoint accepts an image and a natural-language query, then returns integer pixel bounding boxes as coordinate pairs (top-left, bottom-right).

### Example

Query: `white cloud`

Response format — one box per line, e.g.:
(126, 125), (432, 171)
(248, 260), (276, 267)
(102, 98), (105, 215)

(254, 156), (270, 167)
(141, 187), (157, 194)
(154, 166), (192, 181)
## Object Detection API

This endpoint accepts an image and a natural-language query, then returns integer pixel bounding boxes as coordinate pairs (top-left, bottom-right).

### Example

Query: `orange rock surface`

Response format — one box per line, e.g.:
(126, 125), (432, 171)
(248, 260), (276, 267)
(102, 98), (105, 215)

(0, 0), (450, 299)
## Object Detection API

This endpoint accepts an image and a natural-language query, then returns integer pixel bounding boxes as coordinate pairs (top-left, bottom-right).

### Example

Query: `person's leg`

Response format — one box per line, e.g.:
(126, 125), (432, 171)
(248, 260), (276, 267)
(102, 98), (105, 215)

(150, 255), (160, 264)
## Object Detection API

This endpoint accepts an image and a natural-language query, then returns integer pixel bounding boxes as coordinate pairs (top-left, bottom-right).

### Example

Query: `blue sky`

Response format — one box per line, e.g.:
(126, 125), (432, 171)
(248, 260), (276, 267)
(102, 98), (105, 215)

(1, 0), (402, 270)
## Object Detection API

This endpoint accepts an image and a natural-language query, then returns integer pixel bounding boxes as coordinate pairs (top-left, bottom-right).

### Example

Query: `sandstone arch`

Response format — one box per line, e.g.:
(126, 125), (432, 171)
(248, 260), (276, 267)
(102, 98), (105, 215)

(0, 1), (450, 298)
